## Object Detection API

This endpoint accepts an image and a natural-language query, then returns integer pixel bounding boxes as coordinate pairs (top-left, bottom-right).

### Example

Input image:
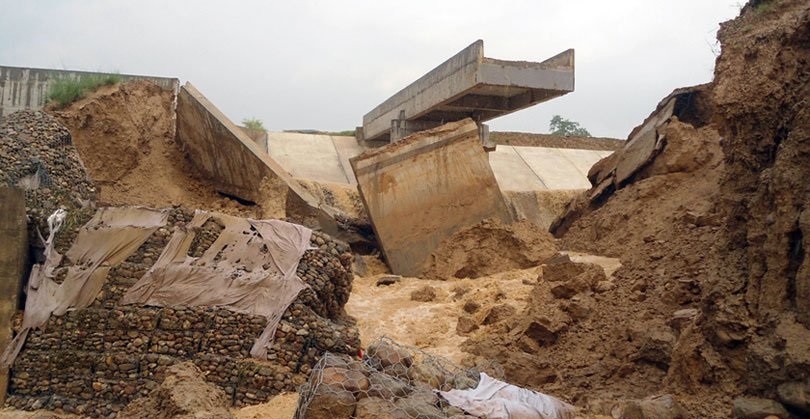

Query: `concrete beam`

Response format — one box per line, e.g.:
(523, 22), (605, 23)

(361, 40), (574, 142)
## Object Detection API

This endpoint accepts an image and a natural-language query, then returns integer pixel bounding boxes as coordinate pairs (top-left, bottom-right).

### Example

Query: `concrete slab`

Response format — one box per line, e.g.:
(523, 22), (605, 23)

(488, 146), (549, 191)
(175, 83), (328, 225)
(332, 136), (365, 184)
(362, 40), (575, 142)
(514, 147), (594, 190)
(267, 132), (350, 184)
(351, 119), (511, 277)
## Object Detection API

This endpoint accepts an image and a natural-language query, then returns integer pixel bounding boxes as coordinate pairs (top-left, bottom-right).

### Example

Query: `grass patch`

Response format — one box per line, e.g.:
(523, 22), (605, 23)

(46, 73), (122, 108)
(752, 0), (773, 14)
(242, 118), (266, 131)
(326, 129), (356, 137)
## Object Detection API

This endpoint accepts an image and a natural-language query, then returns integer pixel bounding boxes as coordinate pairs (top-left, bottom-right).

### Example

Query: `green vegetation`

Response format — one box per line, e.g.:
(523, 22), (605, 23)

(549, 115), (591, 137)
(751, 0), (773, 14)
(329, 129), (356, 137)
(46, 73), (122, 108)
(242, 118), (266, 131)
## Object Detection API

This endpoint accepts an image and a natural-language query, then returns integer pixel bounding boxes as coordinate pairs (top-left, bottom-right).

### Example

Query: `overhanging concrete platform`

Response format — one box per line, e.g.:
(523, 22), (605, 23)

(361, 40), (574, 143)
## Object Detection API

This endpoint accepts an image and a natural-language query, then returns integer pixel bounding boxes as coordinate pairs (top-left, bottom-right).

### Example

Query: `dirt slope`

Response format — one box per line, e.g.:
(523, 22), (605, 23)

(49, 81), (258, 216)
(461, 1), (810, 417)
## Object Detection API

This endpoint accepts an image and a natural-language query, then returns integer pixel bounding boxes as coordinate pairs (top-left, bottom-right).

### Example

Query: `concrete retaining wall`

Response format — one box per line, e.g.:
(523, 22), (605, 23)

(0, 66), (179, 118)
(351, 119), (511, 277)
(175, 82), (328, 225)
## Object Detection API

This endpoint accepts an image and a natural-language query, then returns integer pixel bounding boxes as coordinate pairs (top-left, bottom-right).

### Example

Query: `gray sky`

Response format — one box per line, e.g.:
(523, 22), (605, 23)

(1, 1), (741, 139)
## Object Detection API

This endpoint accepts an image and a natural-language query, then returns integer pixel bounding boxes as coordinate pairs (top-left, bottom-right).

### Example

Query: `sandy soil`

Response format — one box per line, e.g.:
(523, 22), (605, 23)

(490, 132), (624, 151)
(346, 251), (621, 365)
(233, 393), (299, 419)
(422, 219), (558, 280)
(48, 81), (259, 217)
(347, 269), (539, 363)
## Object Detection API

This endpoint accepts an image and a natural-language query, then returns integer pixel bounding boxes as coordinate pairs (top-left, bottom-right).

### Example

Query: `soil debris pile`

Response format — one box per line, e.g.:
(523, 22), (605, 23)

(119, 362), (234, 419)
(470, 1), (810, 417)
(696, 0), (810, 409)
(423, 219), (558, 279)
(0, 110), (96, 239)
(49, 80), (256, 217)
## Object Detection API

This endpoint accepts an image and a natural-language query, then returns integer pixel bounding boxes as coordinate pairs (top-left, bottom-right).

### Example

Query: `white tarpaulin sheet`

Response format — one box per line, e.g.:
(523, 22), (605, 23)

(121, 211), (312, 359)
(2, 207), (313, 366)
(2, 206), (168, 367)
(439, 373), (575, 419)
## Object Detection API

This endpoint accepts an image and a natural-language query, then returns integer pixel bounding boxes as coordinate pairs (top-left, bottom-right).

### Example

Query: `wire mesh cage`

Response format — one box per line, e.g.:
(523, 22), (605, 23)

(294, 336), (503, 419)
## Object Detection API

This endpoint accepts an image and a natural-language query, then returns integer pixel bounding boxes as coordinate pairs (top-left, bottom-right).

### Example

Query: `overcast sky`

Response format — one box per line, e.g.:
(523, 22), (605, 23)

(1, 1), (742, 138)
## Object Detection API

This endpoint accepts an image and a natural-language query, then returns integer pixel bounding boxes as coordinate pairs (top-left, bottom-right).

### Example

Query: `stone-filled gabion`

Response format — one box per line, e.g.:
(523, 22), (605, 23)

(0, 111), (96, 249)
(293, 338), (502, 419)
(7, 207), (360, 416)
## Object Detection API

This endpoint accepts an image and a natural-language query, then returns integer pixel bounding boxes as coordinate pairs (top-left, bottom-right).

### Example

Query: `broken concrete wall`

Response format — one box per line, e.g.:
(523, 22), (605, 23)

(0, 66), (179, 118)
(239, 126), (268, 153)
(0, 187), (26, 404)
(351, 119), (511, 277)
(175, 83), (325, 225)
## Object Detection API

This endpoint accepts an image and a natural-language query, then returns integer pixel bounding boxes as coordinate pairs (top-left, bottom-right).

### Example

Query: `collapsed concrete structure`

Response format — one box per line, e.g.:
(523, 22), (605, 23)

(358, 40), (575, 146)
(0, 66), (178, 118)
(351, 119), (512, 277)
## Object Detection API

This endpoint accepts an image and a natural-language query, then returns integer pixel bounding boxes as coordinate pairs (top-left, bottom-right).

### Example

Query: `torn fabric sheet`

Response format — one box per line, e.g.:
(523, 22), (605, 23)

(439, 373), (575, 419)
(121, 211), (312, 359)
(1, 206), (167, 367)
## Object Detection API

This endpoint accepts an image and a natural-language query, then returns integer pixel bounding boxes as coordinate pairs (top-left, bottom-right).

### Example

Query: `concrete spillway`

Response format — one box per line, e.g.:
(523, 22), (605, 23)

(265, 131), (610, 192)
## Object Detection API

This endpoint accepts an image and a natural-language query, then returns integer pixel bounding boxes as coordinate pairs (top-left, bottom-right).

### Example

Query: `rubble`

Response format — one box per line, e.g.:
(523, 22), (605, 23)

(294, 338), (510, 419)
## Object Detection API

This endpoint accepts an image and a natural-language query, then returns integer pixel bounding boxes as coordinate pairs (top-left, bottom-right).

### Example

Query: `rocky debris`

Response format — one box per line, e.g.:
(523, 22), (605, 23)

(589, 394), (689, 419)
(118, 362), (235, 419)
(731, 397), (789, 419)
(410, 286), (437, 302)
(776, 380), (810, 414)
(541, 254), (605, 300)
(422, 219), (558, 279)
(367, 371), (411, 400)
(522, 313), (569, 346)
(7, 207), (361, 416)
(455, 316), (478, 335)
(462, 301), (481, 314)
(481, 304), (517, 325)
(667, 309), (699, 334)
(635, 323), (677, 368)
(295, 339), (491, 418)
(376, 276), (401, 287)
